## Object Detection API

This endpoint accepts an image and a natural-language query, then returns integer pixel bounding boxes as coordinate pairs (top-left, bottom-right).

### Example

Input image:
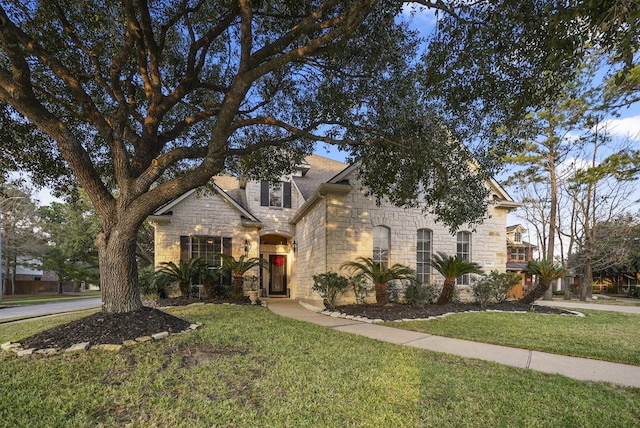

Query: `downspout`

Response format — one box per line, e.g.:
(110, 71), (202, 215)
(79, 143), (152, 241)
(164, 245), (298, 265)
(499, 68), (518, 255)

(319, 194), (327, 273)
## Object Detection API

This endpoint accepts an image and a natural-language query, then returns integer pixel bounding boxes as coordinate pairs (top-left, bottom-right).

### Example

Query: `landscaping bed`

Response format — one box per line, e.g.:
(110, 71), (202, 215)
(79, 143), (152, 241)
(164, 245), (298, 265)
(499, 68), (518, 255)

(334, 301), (575, 321)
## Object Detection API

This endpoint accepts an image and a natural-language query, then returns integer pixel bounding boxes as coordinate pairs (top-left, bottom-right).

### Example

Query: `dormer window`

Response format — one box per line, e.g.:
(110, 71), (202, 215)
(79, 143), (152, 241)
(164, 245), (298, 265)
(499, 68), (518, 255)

(514, 231), (522, 243)
(261, 181), (292, 208)
(269, 182), (283, 207)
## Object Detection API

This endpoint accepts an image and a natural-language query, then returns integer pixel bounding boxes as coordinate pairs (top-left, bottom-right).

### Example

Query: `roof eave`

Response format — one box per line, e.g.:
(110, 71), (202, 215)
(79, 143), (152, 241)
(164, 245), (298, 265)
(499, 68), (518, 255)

(290, 183), (353, 224)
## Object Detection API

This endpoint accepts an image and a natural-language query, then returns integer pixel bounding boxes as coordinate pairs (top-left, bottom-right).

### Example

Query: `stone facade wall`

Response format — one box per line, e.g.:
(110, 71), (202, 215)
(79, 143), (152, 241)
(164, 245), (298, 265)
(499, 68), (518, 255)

(153, 192), (260, 267)
(244, 178), (298, 237)
(296, 173), (509, 306)
(291, 199), (327, 301)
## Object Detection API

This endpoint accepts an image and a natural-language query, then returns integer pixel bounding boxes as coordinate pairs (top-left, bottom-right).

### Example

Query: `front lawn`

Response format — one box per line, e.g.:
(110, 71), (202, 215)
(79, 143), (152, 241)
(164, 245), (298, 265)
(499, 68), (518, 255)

(1, 304), (639, 427)
(386, 309), (640, 366)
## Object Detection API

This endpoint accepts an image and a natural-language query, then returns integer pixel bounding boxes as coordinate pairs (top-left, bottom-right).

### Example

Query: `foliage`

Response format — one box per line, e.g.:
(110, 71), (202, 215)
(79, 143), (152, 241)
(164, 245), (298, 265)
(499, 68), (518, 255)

(216, 254), (269, 299)
(0, 1), (627, 313)
(312, 272), (350, 310)
(428, 251), (484, 305)
(520, 259), (569, 304)
(39, 193), (101, 289)
(157, 258), (207, 298)
(138, 265), (168, 299)
(471, 271), (522, 308)
(0, 182), (47, 296)
(347, 273), (371, 304)
(403, 281), (436, 308)
(341, 257), (415, 305)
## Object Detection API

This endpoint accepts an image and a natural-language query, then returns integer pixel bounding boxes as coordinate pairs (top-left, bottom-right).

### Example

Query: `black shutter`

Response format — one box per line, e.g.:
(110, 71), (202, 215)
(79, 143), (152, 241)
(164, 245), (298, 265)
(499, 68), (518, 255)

(222, 237), (232, 285)
(223, 237), (232, 255)
(260, 181), (269, 206)
(283, 181), (292, 208)
(180, 236), (190, 261)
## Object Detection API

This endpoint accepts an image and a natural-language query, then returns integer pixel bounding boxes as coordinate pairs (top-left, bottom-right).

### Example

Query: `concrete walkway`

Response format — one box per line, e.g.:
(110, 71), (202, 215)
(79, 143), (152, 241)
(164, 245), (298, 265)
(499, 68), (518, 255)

(267, 300), (640, 388)
(535, 299), (640, 314)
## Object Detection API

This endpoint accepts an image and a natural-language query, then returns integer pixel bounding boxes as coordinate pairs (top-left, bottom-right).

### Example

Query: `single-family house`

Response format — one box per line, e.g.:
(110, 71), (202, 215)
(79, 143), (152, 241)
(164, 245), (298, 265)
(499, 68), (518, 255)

(150, 155), (519, 307)
(505, 224), (537, 298)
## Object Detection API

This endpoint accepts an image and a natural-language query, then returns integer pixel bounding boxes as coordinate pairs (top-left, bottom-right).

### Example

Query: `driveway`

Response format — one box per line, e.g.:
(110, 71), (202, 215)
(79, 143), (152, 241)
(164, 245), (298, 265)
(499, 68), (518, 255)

(0, 298), (102, 320)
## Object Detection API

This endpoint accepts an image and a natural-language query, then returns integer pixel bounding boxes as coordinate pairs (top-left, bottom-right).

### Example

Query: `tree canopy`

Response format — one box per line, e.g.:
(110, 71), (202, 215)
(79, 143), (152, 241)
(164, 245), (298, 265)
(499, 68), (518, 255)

(0, 0), (630, 312)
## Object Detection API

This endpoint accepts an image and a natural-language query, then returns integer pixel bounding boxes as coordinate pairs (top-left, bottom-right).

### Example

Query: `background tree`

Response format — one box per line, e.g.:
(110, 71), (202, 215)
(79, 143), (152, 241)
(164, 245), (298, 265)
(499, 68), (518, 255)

(563, 128), (640, 300)
(0, 1), (619, 314)
(39, 193), (101, 292)
(0, 182), (46, 297)
(572, 214), (640, 294)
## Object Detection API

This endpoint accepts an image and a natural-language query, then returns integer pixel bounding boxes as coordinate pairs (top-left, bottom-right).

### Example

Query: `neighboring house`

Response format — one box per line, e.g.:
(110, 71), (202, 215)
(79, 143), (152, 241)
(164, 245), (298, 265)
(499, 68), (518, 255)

(505, 224), (537, 298)
(2, 258), (74, 295)
(150, 155), (520, 307)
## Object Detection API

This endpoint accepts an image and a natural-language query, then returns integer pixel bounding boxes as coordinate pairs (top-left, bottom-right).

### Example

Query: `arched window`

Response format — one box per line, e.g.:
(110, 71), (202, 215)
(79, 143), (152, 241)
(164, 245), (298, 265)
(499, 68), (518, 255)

(417, 229), (432, 284)
(373, 226), (390, 267)
(456, 231), (472, 285)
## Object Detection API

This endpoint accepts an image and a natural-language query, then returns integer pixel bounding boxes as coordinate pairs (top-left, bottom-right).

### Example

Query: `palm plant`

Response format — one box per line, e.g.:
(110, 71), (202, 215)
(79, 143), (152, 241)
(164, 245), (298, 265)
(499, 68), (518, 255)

(340, 257), (415, 305)
(216, 254), (270, 299)
(428, 251), (483, 305)
(520, 259), (568, 304)
(157, 257), (206, 298)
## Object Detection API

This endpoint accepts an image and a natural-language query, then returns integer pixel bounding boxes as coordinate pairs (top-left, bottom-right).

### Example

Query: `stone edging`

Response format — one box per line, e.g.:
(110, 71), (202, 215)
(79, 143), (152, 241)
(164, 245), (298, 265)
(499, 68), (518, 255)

(0, 300), (267, 357)
(1, 323), (201, 357)
(298, 302), (586, 323)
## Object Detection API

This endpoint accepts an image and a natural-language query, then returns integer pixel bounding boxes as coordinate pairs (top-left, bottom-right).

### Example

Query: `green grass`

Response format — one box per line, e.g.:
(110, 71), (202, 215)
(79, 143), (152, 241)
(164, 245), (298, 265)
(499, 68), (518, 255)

(1, 305), (639, 427)
(2, 291), (101, 305)
(386, 309), (640, 366)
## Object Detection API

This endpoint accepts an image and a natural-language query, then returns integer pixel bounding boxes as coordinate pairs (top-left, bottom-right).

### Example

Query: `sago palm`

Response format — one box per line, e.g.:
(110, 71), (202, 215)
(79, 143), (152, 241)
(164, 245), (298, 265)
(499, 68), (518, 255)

(428, 251), (483, 305)
(157, 257), (206, 298)
(341, 257), (415, 305)
(520, 259), (568, 304)
(217, 254), (270, 299)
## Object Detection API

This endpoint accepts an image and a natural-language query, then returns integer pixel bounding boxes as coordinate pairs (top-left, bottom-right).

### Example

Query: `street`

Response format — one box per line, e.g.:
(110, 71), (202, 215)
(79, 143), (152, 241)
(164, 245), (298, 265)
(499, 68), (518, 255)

(0, 298), (102, 320)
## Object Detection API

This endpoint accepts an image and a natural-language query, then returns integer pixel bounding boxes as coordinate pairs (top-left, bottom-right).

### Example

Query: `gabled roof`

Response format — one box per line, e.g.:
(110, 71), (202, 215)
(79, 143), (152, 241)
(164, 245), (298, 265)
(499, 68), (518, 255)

(292, 155), (349, 200)
(150, 182), (260, 223)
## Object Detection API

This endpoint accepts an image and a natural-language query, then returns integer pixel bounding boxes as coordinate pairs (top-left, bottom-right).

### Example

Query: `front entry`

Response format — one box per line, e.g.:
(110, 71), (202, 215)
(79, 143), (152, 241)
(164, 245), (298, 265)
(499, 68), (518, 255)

(269, 255), (287, 296)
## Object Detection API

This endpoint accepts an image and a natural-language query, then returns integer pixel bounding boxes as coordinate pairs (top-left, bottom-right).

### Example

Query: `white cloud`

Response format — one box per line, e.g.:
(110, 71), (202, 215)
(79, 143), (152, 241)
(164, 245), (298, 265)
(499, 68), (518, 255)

(601, 115), (640, 141)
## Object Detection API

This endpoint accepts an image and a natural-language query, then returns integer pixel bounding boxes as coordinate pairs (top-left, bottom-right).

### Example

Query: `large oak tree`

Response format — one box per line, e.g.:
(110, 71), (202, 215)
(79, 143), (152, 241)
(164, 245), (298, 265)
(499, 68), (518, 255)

(0, 1), (623, 313)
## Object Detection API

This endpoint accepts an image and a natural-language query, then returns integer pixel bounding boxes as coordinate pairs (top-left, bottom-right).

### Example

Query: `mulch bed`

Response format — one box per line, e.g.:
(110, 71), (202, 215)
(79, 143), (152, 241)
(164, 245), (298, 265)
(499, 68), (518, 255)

(16, 296), (251, 351)
(13, 299), (574, 351)
(334, 301), (576, 321)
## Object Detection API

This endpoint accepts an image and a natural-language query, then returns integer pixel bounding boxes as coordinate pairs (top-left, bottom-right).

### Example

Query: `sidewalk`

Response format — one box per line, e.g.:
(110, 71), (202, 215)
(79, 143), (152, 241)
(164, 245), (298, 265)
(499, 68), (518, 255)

(267, 300), (640, 388)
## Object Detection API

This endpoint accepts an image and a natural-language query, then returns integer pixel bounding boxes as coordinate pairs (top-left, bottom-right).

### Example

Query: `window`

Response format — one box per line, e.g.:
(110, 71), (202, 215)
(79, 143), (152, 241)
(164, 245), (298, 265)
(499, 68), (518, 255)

(373, 226), (390, 267)
(269, 182), (283, 207)
(510, 247), (527, 262)
(261, 181), (292, 208)
(191, 236), (222, 267)
(417, 229), (432, 284)
(514, 231), (522, 243)
(456, 231), (472, 285)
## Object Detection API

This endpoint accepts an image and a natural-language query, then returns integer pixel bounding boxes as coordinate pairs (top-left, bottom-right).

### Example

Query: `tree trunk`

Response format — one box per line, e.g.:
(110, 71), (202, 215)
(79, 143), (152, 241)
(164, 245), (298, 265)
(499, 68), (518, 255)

(232, 272), (244, 299)
(520, 280), (549, 304)
(581, 257), (593, 301)
(375, 282), (389, 305)
(436, 278), (456, 305)
(97, 228), (142, 314)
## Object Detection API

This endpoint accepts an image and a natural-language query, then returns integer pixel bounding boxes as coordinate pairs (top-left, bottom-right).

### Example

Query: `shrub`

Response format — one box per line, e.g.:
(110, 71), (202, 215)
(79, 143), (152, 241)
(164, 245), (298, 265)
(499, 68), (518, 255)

(348, 273), (371, 304)
(138, 266), (168, 299)
(312, 272), (349, 310)
(403, 281), (435, 307)
(628, 286), (640, 298)
(472, 271), (521, 308)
